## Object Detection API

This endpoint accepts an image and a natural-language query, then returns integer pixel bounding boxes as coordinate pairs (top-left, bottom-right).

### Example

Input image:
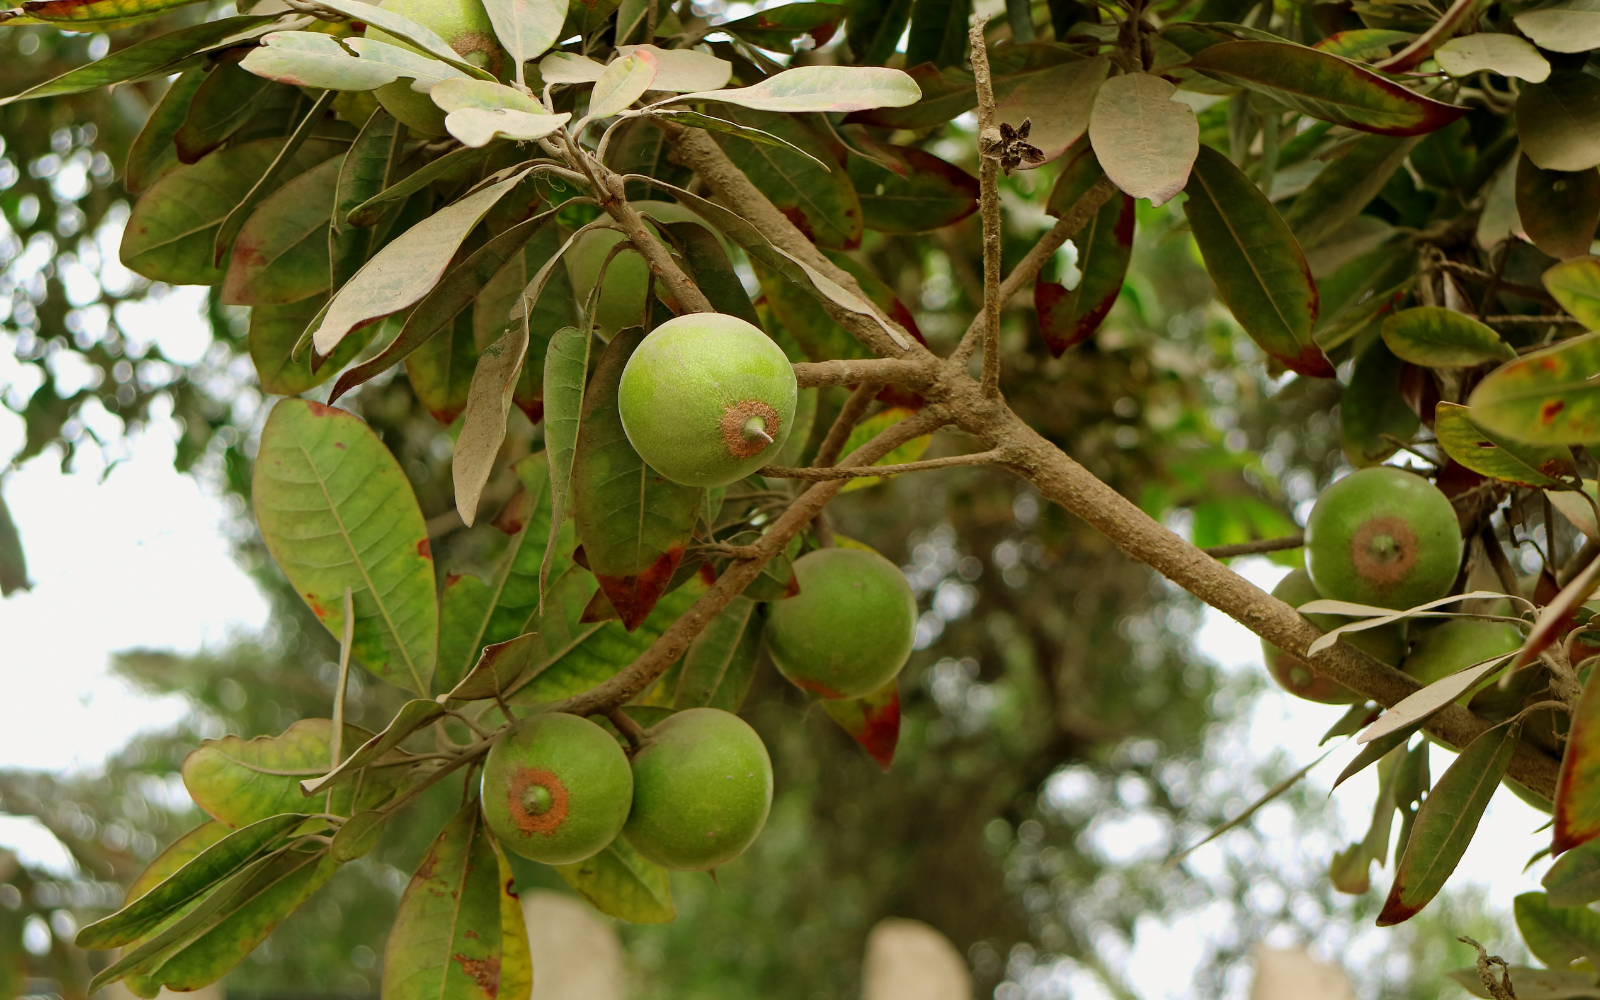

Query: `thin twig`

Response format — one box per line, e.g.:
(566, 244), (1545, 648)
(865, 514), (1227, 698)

(813, 382), (882, 470)
(1481, 521), (1523, 600)
(1165, 747), (1334, 869)
(607, 708), (648, 750)
(763, 450), (1004, 480)
(1201, 534), (1305, 559)
(970, 15), (1003, 399)
(1496, 315), (1585, 329)
(1457, 936), (1515, 1000)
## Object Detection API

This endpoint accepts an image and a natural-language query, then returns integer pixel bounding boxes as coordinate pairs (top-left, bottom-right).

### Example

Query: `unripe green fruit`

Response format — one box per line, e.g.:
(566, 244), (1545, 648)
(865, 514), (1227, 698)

(370, 0), (506, 136)
(617, 313), (797, 487)
(765, 547), (917, 700)
(1403, 618), (1522, 705)
(1305, 466), (1462, 610)
(1261, 569), (1403, 704)
(568, 201), (728, 338)
(481, 713), (633, 865)
(624, 708), (773, 871)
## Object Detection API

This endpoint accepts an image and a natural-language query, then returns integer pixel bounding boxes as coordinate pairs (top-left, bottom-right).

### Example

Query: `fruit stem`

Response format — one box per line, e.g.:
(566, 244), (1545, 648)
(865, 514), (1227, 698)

(606, 707), (648, 752)
(744, 415), (774, 445)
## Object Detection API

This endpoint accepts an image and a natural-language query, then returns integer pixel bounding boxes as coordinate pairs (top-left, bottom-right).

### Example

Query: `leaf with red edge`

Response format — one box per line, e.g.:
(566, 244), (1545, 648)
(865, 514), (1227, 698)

(1035, 192), (1133, 356)
(406, 312), (479, 426)
(1186, 40), (1464, 137)
(720, 2), (842, 52)
(571, 329), (703, 631)
(1555, 652), (1600, 854)
(822, 677), (902, 770)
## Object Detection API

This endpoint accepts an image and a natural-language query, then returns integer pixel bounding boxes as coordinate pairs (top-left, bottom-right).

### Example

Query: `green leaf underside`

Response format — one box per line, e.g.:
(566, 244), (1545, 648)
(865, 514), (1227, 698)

(555, 835), (674, 923)
(1035, 193), (1133, 356)
(673, 596), (761, 711)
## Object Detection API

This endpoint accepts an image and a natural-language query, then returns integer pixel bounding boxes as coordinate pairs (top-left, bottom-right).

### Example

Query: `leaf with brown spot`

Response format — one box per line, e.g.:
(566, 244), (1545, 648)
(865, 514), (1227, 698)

(1468, 331), (1600, 445)
(570, 329), (703, 631)
(223, 153), (341, 307)
(1433, 402), (1575, 489)
(821, 677), (902, 770)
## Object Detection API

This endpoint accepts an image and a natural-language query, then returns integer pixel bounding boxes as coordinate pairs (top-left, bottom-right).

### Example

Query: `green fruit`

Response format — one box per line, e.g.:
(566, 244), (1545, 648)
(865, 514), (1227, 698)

(624, 708), (773, 871)
(369, 0), (506, 136)
(1403, 618), (1522, 705)
(568, 201), (728, 338)
(1262, 569), (1403, 704)
(617, 313), (797, 487)
(481, 713), (633, 865)
(765, 547), (917, 700)
(1305, 466), (1463, 610)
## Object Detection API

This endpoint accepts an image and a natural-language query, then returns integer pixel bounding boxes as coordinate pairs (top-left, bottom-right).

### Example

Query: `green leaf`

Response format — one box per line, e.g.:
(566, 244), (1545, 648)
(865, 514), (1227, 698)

(587, 49), (658, 123)
(384, 800), (515, 1000)
(223, 153), (341, 306)
(1516, 891), (1600, 968)
(1341, 336), (1419, 466)
(1380, 306), (1517, 367)
(330, 810), (388, 863)
(1035, 192), (1132, 356)
(0, 15), (279, 102)
(1434, 402), (1575, 488)
(311, 0), (497, 80)
(122, 137), (343, 286)
(174, 61), (274, 163)
(1183, 144), (1331, 377)
(1185, 40), (1464, 136)
(846, 0), (914, 65)
(1546, 257), (1600, 330)
(125, 69), (204, 195)
(1312, 28), (1416, 61)
(1468, 332), (1600, 445)
(250, 294), (376, 396)
(303, 699), (444, 796)
(1435, 33), (1551, 81)
(1281, 134), (1420, 249)
(721, 2), (843, 52)
(1519, 73), (1600, 173)
(679, 64), (922, 114)
(253, 398), (438, 692)
(1446, 966), (1600, 999)
(673, 596), (761, 711)
(1087, 72), (1197, 206)
(706, 106), (862, 251)
(1515, 0), (1600, 55)
(347, 146), (495, 229)
(3, 0), (202, 23)
(330, 109), (399, 288)
(312, 169), (529, 358)
(181, 719), (401, 828)
(1556, 664), (1600, 854)
(906, 0), (969, 68)
(847, 144), (978, 234)
(240, 30), (421, 91)
(482, 0), (565, 71)
(407, 313), (479, 426)
(571, 328), (703, 630)
(0, 481), (27, 596)
(1517, 156), (1600, 262)
(821, 677), (902, 770)
(838, 406), (932, 492)
(554, 835), (674, 924)
(542, 325), (590, 604)
(453, 316), (531, 526)
(76, 814), (305, 950)
(1377, 721), (1520, 924)
(213, 88), (338, 269)
(1544, 833), (1600, 907)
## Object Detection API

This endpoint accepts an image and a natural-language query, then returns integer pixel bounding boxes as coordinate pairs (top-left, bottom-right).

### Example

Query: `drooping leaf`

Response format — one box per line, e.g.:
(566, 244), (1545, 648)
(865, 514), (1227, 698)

(1545, 257), (1600, 330)
(223, 153), (342, 306)
(1184, 144), (1330, 377)
(992, 57), (1110, 168)
(1282, 134), (1421, 249)
(1034, 192), (1132, 356)
(125, 68), (204, 195)
(253, 399), (439, 693)
(1544, 833), (1600, 907)
(1519, 73), (1600, 173)
(673, 596), (761, 711)
(821, 677), (901, 770)
(1357, 652), (1512, 741)
(302, 698), (443, 796)
(571, 328), (703, 630)
(1516, 891), (1600, 968)
(1515, 0), (1600, 54)
(542, 325), (589, 603)
(382, 800), (512, 999)
(453, 317), (531, 526)
(1435, 33), (1551, 81)
(1341, 336), (1419, 466)
(1516, 156), (1600, 261)
(122, 137), (342, 285)
(1380, 306), (1517, 368)
(175, 60), (275, 163)
(837, 406), (933, 491)
(1434, 402), (1575, 488)
(707, 106), (862, 250)
(1468, 333), (1600, 445)
(1555, 664), (1600, 855)
(677, 64), (922, 113)
(721, 2), (842, 52)
(330, 109), (399, 287)
(241, 30), (431, 91)
(554, 835), (674, 924)
(1377, 721), (1520, 924)
(250, 294), (376, 396)
(303, 0), (497, 80)
(483, 0), (566, 76)
(846, 144), (978, 233)
(1186, 40), (1465, 136)
(1087, 72), (1197, 206)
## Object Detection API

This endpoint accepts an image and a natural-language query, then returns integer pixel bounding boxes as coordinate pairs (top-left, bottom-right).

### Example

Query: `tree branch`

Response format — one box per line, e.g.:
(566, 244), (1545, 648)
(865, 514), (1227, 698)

(763, 450), (1004, 480)
(1201, 534), (1305, 558)
(970, 15), (1003, 399)
(812, 381), (881, 470)
(793, 358), (936, 388)
(588, 161), (714, 315)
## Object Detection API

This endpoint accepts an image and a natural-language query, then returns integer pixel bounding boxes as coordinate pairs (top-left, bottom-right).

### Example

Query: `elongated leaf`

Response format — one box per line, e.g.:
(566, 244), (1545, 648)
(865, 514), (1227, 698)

(308, 0), (495, 80)
(846, 144), (978, 234)
(587, 49), (658, 124)
(1517, 156), (1600, 262)
(707, 106), (862, 251)
(384, 800), (512, 1000)
(448, 106), (571, 147)
(677, 64), (922, 113)
(242, 30), (417, 91)
(1333, 722), (1421, 790)
(1435, 33), (1551, 81)
(3, 0), (202, 23)
(1544, 834), (1600, 907)
(1187, 40), (1464, 136)
(0, 15), (281, 102)
(408, 313), (479, 425)
(331, 109), (399, 287)
(1556, 662), (1600, 854)
(251, 294), (376, 396)
(122, 138), (342, 285)
(1087, 72), (1197, 206)
(1516, 0), (1600, 54)
(125, 69), (203, 195)
(1545, 257), (1600, 329)
(1381, 306), (1516, 368)
(454, 317), (531, 526)
(1034, 192), (1132, 355)
(1341, 335), (1419, 466)
(224, 153), (342, 306)
(673, 596), (761, 710)
(1468, 333), (1600, 444)
(1184, 144), (1330, 377)
(1520, 74), (1600, 172)
(302, 699), (442, 795)
(571, 329), (703, 630)
(1372, 0), (1493, 73)
(1377, 721), (1520, 924)
(1282, 134), (1420, 249)
(175, 61), (274, 163)
(254, 399), (438, 692)
(555, 835), (673, 923)
(483, 0), (566, 74)
(1516, 891), (1600, 968)
(542, 326), (589, 604)
(1434, 402), (1575, 488)
(1358, 654), (1511, 744)
(821, 677), (901, 770)
(76, 814), (305, 950)
(313, 171), (526, 357)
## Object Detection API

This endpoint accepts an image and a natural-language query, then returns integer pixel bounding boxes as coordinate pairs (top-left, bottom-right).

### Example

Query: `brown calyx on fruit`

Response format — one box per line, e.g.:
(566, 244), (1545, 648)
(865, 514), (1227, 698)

(1351, 515), (1417, 589)
(507, 767), (569, 836)
(721, 400), (781, 459)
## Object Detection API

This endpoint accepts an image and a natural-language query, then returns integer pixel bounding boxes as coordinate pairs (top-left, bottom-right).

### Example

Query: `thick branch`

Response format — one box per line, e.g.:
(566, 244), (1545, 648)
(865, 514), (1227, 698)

(970, 16), (1003, 398)
(591, 165), (713, 314)
(549, 406), (951, 716)
(793, 358), (936, 388)
(763, 450), (1004, 480)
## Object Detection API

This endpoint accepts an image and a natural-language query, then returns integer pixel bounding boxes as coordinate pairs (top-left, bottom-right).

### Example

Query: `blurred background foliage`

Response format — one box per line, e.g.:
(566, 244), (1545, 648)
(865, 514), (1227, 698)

(0, 2), (1528, 998)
